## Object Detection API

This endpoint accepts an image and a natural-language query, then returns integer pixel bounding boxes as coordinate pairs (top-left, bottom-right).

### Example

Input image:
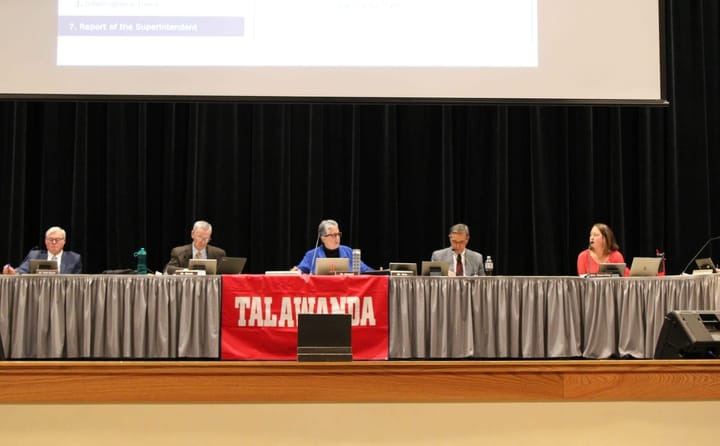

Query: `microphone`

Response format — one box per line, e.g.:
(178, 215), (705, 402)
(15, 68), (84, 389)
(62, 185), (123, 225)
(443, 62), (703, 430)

(586, 245), (591, 275)
(309, 235), (321, 274)
(680, 235), (720, 274)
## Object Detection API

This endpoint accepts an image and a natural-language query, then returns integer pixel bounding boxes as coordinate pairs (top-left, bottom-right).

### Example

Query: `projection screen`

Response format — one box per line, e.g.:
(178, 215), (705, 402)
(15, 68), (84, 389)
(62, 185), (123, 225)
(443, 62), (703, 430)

(0, 0), (665, 103)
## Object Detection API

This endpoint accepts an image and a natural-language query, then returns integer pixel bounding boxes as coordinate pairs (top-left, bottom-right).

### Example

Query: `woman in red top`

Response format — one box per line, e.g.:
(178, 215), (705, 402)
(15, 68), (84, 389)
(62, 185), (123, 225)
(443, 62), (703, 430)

(577, 223), (626, 276)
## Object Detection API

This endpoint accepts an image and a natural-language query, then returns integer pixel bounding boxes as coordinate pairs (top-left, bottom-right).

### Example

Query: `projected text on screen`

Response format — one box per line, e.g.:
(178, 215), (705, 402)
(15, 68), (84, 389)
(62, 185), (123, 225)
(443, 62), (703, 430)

(57, 0), (538, 67)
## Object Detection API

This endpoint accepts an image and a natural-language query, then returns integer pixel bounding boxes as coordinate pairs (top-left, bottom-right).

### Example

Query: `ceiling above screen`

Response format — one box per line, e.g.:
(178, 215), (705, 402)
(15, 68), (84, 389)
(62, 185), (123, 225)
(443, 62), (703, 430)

(0, 0), (664, 104)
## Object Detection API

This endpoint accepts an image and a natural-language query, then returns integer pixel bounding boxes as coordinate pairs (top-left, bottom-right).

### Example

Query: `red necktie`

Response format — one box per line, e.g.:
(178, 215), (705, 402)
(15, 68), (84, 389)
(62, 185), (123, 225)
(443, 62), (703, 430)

(456, 254), (463, 276)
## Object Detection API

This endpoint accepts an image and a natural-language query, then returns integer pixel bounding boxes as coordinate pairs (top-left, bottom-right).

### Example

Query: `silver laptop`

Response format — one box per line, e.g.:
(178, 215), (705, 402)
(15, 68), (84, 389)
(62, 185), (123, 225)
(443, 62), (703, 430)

(694, 257), (716, 272)
(629, 257), (662, 276)
(187, 258), (217, 275)
(314, 258), (350, 275)
(217, 256), (246, 274)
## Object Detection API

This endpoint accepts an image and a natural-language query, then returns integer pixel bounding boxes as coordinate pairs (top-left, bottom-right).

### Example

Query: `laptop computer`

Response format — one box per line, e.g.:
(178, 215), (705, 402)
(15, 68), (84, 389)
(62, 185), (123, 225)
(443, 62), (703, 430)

(29, 259), (58, 274)
(217, 256), (246, 275)
(389, 262), (417, 276)
(187, 258), (217, 275)
(629, 257), (662, 276)
(598, 262), (626, 277)
(694, 257), (716, 272)
(314, 258), (350, 275)
(420, 261), (449, 276)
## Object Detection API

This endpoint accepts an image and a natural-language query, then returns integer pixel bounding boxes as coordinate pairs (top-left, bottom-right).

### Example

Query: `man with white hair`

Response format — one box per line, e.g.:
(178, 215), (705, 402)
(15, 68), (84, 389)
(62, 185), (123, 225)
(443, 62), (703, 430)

(2, 226), (82, 274)
(164, 220), (227, 274)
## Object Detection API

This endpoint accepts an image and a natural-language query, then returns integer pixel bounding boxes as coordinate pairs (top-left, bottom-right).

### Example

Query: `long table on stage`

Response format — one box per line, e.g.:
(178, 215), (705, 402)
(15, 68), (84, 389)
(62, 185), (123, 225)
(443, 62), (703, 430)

(0, 274), (221, 359)
(390, 274), (720, 359)
(1, 273), (719, 360)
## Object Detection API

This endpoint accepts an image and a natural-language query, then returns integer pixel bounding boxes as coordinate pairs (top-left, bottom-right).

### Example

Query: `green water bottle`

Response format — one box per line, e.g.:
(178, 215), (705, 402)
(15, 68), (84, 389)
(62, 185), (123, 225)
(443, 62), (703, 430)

(134, 247), (147, 275)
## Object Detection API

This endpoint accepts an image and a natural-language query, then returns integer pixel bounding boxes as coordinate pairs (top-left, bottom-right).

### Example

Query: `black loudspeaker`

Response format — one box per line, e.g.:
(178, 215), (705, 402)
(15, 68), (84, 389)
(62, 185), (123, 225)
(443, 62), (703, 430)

(654, 311), (720, 359)
(297, 313), (352, 362)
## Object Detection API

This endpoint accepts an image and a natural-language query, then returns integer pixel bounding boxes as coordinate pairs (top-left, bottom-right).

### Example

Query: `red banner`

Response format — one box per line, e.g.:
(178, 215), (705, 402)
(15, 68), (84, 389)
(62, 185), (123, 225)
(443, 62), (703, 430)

(221, 275), (389, 360)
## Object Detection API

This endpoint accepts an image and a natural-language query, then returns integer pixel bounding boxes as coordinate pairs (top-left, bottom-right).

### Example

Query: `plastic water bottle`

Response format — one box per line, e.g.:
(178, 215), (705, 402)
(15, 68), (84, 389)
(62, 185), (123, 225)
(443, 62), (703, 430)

(484, 255), (494, 276)
(352, 249), (361, 274)
(134, 247), (147, 275)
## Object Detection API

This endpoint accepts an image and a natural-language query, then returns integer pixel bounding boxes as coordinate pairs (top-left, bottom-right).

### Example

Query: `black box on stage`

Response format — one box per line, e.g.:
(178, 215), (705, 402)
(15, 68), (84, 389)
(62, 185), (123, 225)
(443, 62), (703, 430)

(654, 310), (720, 359)
(297, 313), (352, 362)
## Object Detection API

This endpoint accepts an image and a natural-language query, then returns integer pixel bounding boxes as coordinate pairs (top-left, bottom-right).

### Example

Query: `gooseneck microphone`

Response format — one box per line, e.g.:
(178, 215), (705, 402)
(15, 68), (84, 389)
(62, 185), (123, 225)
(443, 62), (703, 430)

(309, 235), (321, 274)
(309, 219), (336, 274)
(680, 235), (720, 274)
(586, 245), (591, 274)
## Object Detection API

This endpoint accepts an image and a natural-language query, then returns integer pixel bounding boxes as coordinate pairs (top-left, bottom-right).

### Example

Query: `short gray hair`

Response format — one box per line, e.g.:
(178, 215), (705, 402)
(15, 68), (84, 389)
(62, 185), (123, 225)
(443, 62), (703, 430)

(317, 219), (339, 237)
(448, 223), (470, 237)
(45, 226), (66, 239)
(193, 220), (212, 232)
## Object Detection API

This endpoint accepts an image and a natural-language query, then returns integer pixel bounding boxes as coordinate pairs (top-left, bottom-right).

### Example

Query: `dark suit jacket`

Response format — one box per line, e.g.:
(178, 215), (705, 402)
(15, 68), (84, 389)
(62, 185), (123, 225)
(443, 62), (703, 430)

(164, 244), (226, 274)
(16, 249), (83, 274)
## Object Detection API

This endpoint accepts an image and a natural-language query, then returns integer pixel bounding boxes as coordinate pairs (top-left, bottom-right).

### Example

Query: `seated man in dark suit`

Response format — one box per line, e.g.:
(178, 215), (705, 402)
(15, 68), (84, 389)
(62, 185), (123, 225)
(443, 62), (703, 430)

(431, 223), (485, 276)
(164, 220), (226, 274)
(2, 226), (82, 274)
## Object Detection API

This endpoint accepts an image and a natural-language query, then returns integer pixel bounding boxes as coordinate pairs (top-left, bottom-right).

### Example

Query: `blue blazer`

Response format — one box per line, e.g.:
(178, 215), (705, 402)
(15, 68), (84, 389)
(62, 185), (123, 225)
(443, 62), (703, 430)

(15, 249), (83, 274)
(296, 244), (372, 274)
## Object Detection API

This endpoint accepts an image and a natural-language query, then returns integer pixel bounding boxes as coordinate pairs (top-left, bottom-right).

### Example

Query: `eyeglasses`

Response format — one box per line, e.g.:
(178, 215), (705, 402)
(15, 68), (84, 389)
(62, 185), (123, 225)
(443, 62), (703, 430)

(46, 238), (65, 244)
(194, 236), (211, 242)
(322, 232), (342, 238)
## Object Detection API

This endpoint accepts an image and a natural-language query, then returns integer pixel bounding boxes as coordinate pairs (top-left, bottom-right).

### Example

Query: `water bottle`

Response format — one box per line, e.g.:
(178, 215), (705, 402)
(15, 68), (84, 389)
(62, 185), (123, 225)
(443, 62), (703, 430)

(352, 249), (361, 274)
(484, 255), (494, 276)
(134, 247), (147, 275)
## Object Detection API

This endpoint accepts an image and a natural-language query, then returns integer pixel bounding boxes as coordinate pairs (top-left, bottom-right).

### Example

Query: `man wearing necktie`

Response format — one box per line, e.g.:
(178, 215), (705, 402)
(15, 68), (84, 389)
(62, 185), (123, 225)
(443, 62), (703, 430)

(430, 223), (487, 276)
(164, 220), (227, 274)
(2, 226), (83, 274)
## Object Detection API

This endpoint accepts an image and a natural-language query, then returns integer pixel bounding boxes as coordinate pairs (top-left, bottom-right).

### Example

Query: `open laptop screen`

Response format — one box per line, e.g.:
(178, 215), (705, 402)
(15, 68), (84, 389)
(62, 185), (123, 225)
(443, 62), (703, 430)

(218, 256), (247, 275)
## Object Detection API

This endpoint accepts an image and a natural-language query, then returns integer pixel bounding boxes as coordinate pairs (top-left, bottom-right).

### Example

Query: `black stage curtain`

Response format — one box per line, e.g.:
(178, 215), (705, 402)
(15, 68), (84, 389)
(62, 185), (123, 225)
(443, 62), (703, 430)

(1, 1), (719, 275)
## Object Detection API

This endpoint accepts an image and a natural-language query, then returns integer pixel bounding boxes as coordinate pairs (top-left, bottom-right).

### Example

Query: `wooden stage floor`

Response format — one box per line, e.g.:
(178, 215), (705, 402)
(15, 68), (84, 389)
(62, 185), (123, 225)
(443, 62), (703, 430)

(1, 359), (719, 404)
